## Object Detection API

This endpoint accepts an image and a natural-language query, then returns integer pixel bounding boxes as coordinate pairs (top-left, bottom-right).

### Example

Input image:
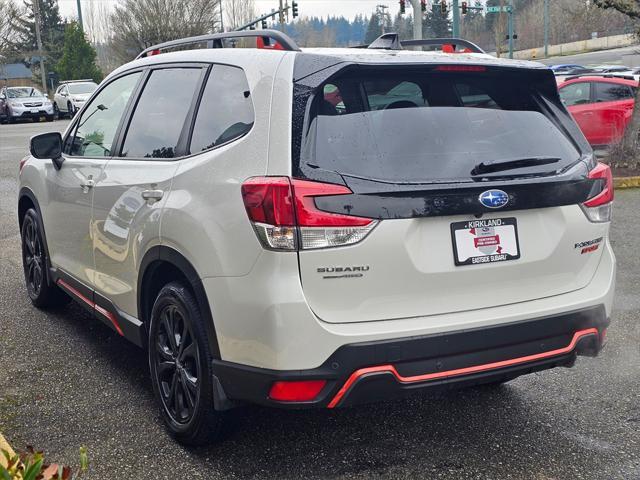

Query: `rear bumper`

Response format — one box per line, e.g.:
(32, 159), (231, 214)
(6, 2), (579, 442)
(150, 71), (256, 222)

(212, 304), (609, 409)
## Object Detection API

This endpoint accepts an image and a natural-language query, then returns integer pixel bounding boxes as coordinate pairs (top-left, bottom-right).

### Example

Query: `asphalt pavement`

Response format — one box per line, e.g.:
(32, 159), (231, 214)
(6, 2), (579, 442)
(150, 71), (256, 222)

(0, 120), (639, 479)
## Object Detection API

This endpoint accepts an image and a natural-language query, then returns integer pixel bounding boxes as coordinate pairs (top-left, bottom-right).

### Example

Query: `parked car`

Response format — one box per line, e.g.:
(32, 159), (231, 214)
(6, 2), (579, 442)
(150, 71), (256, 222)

(591, 65), (631, 74)
(0, 86), (54, 123)
(559, 75), (636, 148)
(549, 64), (591, 75)
(53, 80), (98, 118)
(18, 31), (615, 445)
(611, 67), (640, 82)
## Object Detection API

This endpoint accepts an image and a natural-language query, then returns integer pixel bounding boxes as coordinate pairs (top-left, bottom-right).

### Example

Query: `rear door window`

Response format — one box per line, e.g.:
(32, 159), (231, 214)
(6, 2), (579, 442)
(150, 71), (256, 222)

(189, 65), (254, 154)
(594, 82), (634, 102)
(559, 82), (592, 106)
(121, 67), (202, 159)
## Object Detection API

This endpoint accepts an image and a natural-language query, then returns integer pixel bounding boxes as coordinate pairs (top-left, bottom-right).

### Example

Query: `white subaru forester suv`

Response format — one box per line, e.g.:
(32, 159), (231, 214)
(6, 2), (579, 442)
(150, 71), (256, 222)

(18, 31), (615, 445)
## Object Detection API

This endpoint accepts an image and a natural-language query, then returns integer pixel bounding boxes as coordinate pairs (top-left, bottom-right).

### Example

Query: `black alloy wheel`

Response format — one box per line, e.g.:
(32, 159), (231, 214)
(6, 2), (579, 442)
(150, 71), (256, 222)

(22, 212), (44, 299)
(154, 303), (201, 424)
(149, 282), (224, 445)
(20, 209), (69, 308)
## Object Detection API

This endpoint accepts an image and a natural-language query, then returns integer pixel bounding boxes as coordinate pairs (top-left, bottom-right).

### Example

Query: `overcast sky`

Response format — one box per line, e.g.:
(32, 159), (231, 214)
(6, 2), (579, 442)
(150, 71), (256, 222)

(56, 0), (406, 21)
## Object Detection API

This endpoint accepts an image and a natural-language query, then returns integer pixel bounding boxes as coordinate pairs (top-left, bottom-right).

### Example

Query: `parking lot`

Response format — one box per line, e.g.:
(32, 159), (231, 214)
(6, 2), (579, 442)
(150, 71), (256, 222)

(0, 120), (639, 479)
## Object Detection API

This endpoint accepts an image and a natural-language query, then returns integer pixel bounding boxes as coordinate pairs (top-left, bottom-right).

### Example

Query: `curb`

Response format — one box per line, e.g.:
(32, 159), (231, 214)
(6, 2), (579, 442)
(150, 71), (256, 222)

(0, 432), (16, 468)
(614, 176), (640, 189)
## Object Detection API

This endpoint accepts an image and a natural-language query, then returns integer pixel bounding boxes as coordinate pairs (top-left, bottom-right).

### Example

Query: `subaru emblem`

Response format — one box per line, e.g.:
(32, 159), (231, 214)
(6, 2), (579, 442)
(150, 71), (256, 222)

(479, 189), (509, 209)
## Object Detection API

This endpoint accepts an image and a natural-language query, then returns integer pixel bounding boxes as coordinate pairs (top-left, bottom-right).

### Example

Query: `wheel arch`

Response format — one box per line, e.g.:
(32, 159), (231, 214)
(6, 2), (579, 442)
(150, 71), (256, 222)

(138, 246), (221, 358)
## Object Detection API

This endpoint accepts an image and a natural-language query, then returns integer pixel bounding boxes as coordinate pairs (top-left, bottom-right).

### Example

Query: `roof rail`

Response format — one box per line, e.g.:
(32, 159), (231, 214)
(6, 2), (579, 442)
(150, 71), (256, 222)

(356, 33), (485, 54)
(58, 79), (95, 84)
(563, 73), (637, 82)
(136, 29), (300, 59)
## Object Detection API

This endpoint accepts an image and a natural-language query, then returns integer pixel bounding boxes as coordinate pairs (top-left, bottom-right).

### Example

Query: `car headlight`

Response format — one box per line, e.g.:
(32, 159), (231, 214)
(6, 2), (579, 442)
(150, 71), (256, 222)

(9, 101), (21, 108)
(44, 100), (52, 106)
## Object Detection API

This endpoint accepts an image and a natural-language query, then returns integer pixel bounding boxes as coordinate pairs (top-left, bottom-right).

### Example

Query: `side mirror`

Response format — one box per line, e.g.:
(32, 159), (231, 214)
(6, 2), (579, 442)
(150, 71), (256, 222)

(30, 132), (64, 170)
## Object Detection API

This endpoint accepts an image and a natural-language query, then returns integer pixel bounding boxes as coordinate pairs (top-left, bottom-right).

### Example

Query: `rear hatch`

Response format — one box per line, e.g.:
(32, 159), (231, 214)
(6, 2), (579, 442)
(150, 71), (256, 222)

(291, 62), (610, 324)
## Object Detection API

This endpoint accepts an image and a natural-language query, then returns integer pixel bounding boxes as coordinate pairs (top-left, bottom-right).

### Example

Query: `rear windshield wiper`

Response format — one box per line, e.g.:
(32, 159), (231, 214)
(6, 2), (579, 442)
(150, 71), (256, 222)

(471, 157), (561, 176)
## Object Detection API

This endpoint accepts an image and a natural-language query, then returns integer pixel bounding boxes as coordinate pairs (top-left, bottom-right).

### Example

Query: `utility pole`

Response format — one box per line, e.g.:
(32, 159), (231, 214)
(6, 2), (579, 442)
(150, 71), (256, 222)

(452, 0), (460, 38)
(507, 0), (514, 59)
(76, 0), (83, 31)
(278, 0), (285, 30)
(409, 0), (422, 41)
(543, 0), (549, 58)
(376, 5), (389, 34)
(33, 0), (47, 93)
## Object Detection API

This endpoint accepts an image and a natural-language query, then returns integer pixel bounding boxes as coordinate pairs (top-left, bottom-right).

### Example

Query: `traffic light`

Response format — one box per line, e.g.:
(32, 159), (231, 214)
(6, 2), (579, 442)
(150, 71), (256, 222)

(441, 1), (447, 14)
(399, 0), (405, 15)
(421, 0), (427, 12)
(292, 1), (299, 18)
(261, 19), (268, 29)
(461, 1), (467, 14)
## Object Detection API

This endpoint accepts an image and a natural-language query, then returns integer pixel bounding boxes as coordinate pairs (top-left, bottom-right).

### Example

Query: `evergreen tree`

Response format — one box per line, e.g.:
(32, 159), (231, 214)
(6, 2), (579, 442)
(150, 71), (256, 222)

(424, 2), (452, 38)
(57, 22), (103, 82)
(11, 0), (66, 75)
(364, 14), (383, 44)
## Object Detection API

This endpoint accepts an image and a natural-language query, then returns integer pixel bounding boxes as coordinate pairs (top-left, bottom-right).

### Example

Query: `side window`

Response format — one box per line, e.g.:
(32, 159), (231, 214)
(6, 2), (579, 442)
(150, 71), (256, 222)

(595, 82), (634, 102)
(122, 68), (202, 159)
(65, 72), (141, 157)
(189, 65), (254, 154)
(559, 82), (592, 107)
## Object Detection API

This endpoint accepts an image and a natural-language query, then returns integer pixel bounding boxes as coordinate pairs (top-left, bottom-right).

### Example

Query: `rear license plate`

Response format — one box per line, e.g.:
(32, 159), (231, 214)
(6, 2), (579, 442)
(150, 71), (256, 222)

(451, 217), (520, 266)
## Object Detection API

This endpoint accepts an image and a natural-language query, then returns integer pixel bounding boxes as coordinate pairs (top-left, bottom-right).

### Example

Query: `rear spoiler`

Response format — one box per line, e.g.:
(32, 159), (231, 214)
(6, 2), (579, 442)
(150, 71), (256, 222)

(353, 33), (485, 54)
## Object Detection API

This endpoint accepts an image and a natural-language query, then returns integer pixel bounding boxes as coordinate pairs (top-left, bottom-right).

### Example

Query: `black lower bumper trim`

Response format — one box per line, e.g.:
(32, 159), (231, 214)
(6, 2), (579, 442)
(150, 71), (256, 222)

(212, 305), (608, 410)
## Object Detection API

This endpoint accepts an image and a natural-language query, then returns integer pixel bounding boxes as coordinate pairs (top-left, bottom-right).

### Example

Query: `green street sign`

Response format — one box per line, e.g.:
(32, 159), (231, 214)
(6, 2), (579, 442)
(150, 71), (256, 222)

(486, 5), (512, 13)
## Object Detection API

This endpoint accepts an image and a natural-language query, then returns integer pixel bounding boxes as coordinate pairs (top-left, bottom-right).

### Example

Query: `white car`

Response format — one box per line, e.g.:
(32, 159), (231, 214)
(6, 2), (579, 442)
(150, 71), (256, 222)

(18, 31), (615, 445)
(0, 86), (54, 123)
(52, 80), (98, 118)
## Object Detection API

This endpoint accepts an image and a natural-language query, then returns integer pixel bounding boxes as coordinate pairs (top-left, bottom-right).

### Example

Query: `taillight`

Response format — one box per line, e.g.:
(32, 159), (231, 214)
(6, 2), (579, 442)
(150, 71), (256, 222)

(269, 380), (327, 402)
(581, 162), (613, 223)
(241, 177), (377, 251)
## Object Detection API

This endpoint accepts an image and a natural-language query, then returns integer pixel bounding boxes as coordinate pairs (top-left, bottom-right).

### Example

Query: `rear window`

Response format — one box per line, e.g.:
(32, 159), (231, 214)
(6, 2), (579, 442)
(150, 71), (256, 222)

(298, 68), (580, 184)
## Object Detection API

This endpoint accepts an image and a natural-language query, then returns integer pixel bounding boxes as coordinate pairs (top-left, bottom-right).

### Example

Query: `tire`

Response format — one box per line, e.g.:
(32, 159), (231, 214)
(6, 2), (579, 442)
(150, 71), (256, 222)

(46, 115), (54, 122)
(20, 209), (70, 308)
(148, 282), (225, 445)
(67, 102), (74, 118)
(53, 103), (60, 120)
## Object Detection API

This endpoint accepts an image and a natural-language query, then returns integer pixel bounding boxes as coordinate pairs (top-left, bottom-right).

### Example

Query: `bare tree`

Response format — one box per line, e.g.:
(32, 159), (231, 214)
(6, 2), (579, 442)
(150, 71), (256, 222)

(224, 0), (256, 30)
(0, 0), (22, 57)
(109, 0), (222, 63)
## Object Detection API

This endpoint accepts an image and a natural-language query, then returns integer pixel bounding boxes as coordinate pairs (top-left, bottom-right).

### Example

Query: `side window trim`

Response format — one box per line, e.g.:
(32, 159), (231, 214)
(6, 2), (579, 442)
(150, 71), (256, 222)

(110, 68), (152, 158)
(110, 62), (209, 161)
(175, 66), (211, 157)
(62, 67), (148, 159)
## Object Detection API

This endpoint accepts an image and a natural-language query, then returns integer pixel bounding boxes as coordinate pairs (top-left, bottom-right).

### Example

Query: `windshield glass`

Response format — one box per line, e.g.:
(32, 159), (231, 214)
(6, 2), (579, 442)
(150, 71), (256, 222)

(68, 82), (97, 94)
(300, 70), (580, 183)
(8, 87), (43, 98)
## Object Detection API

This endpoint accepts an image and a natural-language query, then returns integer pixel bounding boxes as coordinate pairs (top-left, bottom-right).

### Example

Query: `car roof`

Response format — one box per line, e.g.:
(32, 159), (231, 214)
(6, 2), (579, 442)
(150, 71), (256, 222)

(559, 75), (638, 86)
(111, 45), (548, 82)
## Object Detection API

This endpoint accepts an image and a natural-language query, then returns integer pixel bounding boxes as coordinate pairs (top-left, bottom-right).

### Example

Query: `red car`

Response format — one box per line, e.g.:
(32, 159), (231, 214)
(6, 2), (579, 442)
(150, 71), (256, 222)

(558, 76), (636, 148)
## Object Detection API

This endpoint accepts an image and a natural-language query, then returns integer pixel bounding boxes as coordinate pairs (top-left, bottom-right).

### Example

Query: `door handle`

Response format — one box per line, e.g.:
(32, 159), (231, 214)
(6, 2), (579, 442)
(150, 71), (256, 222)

(141, 189), (164, 202)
